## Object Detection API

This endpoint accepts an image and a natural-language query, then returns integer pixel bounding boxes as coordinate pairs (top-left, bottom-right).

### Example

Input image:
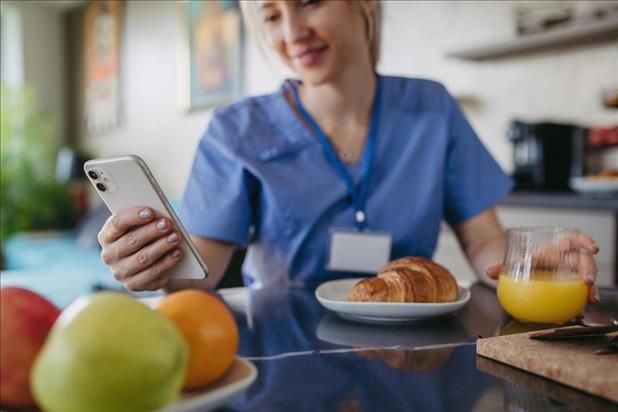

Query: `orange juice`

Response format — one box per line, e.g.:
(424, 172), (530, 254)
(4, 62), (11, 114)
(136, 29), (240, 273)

(497, 271), (587, 325)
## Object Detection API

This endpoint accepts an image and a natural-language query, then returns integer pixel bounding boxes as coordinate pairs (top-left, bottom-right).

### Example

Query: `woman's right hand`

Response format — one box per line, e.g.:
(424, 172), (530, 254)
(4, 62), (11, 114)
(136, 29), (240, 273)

(98, 207), (184, 292)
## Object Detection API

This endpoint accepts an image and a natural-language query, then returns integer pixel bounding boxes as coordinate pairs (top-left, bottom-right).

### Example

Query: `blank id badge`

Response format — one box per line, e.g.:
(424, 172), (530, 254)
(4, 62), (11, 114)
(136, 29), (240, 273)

(326, 228), (393, 273)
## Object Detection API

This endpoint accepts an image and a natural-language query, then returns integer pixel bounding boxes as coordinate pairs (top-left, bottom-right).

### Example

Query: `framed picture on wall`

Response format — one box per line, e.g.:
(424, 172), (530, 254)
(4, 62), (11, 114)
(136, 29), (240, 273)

(180, 0), (243, 111)
(83, 0), (124, 134)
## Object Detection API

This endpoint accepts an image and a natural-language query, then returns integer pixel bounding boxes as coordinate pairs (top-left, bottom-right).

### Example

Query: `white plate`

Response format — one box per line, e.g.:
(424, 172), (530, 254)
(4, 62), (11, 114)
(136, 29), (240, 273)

(569, 177), (618, 195)
(315, 278), (471, 325)
(159, 357), (257, 412)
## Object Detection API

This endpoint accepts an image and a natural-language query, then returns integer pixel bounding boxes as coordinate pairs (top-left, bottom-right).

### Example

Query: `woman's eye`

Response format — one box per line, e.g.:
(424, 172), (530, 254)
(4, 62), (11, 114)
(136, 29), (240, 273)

(300, 0), (322, 7)
(263, 13), (280, 24)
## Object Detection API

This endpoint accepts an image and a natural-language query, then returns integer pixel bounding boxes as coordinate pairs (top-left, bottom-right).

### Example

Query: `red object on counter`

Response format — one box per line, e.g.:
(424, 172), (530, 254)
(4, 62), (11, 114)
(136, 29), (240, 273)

(0, 287), (61, 408)
(588, 125), (618, 147)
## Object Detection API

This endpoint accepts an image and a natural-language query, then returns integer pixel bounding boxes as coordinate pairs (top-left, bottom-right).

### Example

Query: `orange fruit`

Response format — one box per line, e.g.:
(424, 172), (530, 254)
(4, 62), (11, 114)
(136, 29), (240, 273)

(156, 289), (238, 389)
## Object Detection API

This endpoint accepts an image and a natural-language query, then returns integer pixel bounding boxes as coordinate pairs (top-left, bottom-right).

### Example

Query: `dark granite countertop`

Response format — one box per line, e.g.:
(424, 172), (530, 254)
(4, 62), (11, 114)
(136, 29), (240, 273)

(217, 284), (618, 411)
(501, 192), (618, 211)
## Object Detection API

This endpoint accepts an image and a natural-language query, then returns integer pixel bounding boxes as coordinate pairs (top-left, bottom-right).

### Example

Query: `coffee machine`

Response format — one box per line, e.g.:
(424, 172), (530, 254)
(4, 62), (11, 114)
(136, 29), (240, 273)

(507, 120), (587, 192)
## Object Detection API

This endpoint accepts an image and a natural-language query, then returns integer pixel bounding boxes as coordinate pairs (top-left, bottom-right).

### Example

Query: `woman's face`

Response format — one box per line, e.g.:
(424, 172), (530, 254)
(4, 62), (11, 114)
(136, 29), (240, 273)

(259, 0), (372, 86)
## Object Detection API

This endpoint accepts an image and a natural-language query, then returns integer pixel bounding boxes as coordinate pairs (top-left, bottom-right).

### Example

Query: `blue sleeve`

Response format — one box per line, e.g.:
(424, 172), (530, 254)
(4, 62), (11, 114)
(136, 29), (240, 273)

(179, 111), (258, 246)
(443, 90), (513, 226)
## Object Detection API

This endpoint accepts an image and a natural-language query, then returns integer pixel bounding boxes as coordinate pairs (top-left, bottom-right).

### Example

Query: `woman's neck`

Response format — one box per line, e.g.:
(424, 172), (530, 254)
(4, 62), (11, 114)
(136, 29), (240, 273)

(298, 65), (377, 134)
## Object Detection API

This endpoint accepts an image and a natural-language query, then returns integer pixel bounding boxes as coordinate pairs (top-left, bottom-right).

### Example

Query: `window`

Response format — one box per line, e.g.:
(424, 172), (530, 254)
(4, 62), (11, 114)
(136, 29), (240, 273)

(0, 4), (24, 88)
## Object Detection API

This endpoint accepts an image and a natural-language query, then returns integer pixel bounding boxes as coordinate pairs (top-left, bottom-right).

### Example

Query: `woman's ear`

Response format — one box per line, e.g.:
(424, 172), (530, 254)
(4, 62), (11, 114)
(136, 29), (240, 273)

(358, 0), (378, 45)
(361, 0), (378, 13)
(363, 0), (378, 13)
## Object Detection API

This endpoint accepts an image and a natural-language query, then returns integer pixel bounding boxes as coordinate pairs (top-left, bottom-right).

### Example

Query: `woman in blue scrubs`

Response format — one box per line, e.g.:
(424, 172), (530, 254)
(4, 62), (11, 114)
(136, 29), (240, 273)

(97, 1), (599, 300)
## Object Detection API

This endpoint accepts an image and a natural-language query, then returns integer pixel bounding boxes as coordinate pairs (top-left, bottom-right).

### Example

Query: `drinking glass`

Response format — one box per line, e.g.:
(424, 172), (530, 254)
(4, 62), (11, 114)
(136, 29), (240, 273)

(497, 227), (588, 325)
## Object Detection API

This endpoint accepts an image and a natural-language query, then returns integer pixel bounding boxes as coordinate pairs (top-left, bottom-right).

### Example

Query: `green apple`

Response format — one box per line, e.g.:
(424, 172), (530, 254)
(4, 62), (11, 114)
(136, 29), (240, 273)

(31, 292), (188, 412)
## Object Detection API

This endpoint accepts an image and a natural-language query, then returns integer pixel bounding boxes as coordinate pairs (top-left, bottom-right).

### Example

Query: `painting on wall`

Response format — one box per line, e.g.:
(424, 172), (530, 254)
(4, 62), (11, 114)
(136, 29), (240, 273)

(181, 0), (242, 110)
(83, 0), (123, 135)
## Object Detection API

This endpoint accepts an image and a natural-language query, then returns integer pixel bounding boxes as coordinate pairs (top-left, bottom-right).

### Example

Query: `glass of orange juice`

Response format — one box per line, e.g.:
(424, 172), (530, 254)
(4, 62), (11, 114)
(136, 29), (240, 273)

(497, 227), (588, 325)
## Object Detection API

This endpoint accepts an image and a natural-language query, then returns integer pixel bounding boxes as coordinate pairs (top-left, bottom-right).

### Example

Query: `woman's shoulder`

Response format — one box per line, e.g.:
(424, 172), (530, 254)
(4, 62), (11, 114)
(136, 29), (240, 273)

(380, 75), (453, 113)
(211, 90), (282, 129)
(203, 89), (285, 146)
(200, 85), (309, 159)
(218, 87), (283, 111)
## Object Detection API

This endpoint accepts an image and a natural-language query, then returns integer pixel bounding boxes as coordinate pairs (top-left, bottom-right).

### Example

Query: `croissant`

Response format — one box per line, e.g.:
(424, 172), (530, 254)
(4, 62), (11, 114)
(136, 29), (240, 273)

(357, 347), (454, 372)
(347, 257), (458, 303)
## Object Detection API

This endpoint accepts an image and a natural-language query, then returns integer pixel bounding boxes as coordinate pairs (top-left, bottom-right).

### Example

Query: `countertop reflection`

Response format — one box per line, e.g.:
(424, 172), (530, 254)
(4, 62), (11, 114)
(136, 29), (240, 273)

(217, 283), (618, 412)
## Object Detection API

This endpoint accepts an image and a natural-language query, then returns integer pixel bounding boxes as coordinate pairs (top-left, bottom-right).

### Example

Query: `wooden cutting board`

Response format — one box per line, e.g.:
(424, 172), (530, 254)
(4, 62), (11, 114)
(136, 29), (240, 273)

(477, 330), (618, 403)
(477, 356), (617, 412)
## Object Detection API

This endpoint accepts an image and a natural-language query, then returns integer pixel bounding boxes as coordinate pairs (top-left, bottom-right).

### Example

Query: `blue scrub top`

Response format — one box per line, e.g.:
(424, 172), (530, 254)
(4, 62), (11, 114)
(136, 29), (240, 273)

(180, 75), (513, 287)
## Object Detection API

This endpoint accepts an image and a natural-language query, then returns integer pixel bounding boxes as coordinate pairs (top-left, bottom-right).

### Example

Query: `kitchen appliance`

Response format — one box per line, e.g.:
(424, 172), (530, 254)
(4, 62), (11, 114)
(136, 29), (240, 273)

(507, 120), (587, 191)
(585, 125), (618, 176)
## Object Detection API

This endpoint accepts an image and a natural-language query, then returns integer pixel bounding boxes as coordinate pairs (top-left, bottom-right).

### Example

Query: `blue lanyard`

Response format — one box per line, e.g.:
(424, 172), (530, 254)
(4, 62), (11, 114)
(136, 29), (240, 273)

(291, 78), (382, 231)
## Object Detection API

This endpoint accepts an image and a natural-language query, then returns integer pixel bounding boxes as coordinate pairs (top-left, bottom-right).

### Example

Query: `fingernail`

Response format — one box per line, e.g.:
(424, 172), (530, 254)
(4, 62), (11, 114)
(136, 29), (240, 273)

(586, 272), (596, 285)
(156, 218), (167, 230)
(171, 249), (182, 258)
(139, 208), (152, 220)
(167, 232), (178, 243)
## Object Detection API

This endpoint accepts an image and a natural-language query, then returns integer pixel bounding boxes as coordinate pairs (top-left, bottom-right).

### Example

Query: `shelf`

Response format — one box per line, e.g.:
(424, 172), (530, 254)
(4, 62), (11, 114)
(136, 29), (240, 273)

(447, 16), (618, 61)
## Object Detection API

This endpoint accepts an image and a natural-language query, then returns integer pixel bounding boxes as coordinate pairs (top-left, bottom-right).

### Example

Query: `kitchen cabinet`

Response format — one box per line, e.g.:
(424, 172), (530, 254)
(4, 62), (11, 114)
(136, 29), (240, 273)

(434, 197), (617, 287)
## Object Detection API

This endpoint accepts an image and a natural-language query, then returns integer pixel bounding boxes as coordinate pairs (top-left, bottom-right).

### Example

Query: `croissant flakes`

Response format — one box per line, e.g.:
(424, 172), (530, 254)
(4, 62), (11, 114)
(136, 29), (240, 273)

(348, 257), (458, 303)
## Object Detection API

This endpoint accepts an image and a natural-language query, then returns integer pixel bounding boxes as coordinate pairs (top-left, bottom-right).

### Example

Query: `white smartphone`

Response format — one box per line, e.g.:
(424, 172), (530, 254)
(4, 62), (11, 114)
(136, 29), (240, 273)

(84, 155), (208, 280)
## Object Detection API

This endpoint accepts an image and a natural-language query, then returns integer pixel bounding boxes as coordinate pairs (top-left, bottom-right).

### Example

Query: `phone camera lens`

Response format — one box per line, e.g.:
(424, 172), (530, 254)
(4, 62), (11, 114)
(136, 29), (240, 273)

(88, 170), (98, 179)
(96, 183), (106, 192)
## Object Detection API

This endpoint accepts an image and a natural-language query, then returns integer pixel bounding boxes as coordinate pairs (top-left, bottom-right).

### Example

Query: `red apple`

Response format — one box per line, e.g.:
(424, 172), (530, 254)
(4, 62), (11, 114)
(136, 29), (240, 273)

(0, 287), (61, 408)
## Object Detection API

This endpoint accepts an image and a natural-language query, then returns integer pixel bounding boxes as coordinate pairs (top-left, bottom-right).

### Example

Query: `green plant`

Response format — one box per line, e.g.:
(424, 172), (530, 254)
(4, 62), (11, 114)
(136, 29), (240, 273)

(0, 83), (76, 245)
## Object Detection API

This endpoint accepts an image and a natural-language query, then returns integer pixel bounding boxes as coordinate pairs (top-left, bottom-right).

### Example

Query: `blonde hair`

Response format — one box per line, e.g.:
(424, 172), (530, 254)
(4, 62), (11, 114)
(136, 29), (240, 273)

(239, 0), (382, 68)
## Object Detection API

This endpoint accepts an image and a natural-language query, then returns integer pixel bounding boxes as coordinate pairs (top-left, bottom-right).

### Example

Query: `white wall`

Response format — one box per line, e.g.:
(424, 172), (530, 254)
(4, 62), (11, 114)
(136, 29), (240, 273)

(2, 1), (66, 141)
(82, 0), (618, 198)
(80, 1), (210, 197)
(378, 1), (618, 171)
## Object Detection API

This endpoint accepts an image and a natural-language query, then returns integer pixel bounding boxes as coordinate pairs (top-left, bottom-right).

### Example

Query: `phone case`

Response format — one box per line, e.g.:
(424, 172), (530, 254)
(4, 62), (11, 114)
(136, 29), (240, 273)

(84, 155), (208, 280)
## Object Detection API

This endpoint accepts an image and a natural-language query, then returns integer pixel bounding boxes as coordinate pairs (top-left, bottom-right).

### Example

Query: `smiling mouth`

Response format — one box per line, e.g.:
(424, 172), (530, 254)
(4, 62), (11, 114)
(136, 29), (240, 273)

(292, 45), (328, 68)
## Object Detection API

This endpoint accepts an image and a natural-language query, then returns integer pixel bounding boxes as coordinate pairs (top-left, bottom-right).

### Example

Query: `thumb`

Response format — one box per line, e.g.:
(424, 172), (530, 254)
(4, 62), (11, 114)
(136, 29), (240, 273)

(486, 264), (503, 280)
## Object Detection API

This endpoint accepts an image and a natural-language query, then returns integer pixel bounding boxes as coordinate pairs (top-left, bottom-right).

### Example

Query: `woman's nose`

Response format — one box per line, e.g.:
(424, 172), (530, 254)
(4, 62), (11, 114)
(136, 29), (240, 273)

(282, 12), (310, 44)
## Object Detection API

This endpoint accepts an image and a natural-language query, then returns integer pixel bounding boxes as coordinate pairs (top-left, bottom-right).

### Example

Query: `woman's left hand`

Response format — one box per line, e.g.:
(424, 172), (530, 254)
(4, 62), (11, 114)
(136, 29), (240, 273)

(486, 232), (600, 304)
